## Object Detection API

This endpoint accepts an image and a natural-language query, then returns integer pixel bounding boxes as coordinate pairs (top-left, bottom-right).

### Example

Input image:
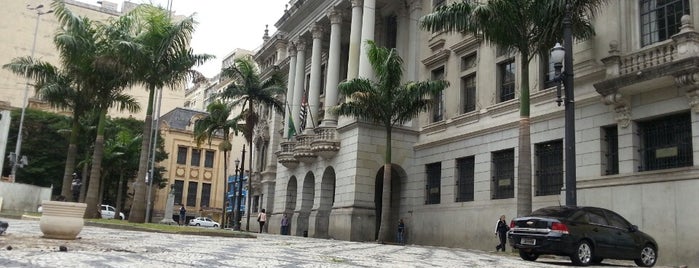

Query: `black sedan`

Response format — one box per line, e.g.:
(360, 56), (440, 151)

(508, 206), (657, 267)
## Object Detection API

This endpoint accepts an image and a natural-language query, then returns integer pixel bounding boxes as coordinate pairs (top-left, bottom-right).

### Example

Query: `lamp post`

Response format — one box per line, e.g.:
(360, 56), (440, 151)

(10, 4), (53, 182)
(233, 145), (246, 230)
(550, 0), (576, 206)
(231, 158), (240, 229)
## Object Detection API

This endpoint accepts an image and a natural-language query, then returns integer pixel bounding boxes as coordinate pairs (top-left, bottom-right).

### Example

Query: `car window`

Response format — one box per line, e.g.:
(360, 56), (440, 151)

(605, 210), (630, 229)
(108, 207), (115, 212)
(586, 209), (609, 226)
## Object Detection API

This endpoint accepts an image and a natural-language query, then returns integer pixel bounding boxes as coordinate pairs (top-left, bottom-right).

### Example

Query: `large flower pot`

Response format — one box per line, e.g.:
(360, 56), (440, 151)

(39, 201), (87, 240)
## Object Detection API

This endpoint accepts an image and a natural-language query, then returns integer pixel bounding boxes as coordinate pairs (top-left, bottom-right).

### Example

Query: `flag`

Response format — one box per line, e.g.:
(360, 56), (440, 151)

(299, 90), (308, 132)
(286, 100), (296, 139)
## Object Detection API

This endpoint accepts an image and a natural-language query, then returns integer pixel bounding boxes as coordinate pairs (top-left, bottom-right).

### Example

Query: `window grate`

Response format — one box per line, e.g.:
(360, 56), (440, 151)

(187, 181), (198, 207)
(603, 126), (619, 175)
(425, 162), (442, 205)
(200, 183), (211, 208)
(492, 149), (514, 199)
(461, 74), (477, 113)
(638, 112), (693, 171)
(456, 156), (475, 202)
(535, 140), (563, 196)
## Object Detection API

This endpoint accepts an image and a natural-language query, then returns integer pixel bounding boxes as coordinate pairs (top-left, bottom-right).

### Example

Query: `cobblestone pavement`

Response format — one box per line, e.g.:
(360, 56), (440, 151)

(0, 218), (658, 268)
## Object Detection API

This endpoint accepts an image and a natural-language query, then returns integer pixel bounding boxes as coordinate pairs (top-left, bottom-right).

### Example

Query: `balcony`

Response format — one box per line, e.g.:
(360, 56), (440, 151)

(311, 126), (340, 159)
(293, 132), (317, 163)
(276, 141), (298, 169)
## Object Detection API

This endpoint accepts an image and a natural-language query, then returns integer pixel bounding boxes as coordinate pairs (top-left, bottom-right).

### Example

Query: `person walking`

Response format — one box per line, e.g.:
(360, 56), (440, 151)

(280, 213), (290, 235)
(70, 173), (81, 202)
(257, 209), (267, 233)
(494, 214), (510, 252)
(397, 218), (406, 245)
(179, 205), (186, 226)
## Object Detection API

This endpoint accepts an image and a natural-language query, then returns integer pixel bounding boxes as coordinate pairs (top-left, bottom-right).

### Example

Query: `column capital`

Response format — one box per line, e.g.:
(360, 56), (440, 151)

(351, 0), (363, 8)
(328, 9), (343, 24)
(311, 25), (324, 40)
(288, 44), (297, 56)
(295, 39), (307, 51)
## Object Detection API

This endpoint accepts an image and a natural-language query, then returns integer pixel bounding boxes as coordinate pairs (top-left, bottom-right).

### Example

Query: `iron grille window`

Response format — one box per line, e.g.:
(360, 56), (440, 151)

(191, 149), (201, 166)
(603, 126), (619, 175)
(174, 180), (184, 205)
(200, 183), (211, 208)
(461, 74), (477, 113)
(492, 149), (514, 199)
(638, 112), (693, 171)
(456, 156), (475, 202)
(498, 59), (516, 102)
(425, 162), (442, 204)
(187, 181), (198, 207)
(640, 0), (690, 46)
(432, 67), (445, 122)
(204, 150), (215, 168)
(535, 140), (563, 196)
(176, 146), (187, 165)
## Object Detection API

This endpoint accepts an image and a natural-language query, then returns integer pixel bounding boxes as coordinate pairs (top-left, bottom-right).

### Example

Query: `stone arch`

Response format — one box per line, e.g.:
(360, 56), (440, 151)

(294, 171), (315, 236)
(286, 176), (298, 212)
(374, 164), (407, 241)
(311, 166), (336, 238)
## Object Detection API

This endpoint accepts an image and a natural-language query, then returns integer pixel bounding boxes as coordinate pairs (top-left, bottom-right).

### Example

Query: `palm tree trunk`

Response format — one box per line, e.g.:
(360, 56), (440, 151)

(115, 172), (125, 219)
(516, 51), (532, 217)
(79, 162), (88, 203)
(130, 86), (156, 223)
(98, 172), (107, 208)
(60, 117), (80, 200)
(85, 110), (107, 219)
(377, 126), (392, 243)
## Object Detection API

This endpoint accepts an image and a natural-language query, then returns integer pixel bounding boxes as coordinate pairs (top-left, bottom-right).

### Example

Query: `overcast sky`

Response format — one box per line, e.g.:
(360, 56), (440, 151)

(77, 0), (289, 77)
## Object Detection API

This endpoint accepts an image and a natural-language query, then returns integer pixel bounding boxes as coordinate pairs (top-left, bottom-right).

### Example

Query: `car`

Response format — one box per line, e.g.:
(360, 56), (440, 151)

(508, 206), (657, 267)
(100, 204), (125, 220)
(189, 217), (219, 228)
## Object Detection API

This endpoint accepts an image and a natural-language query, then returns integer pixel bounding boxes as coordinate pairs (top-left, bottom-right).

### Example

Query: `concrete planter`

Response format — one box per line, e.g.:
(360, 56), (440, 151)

(39, 201), (86, 240)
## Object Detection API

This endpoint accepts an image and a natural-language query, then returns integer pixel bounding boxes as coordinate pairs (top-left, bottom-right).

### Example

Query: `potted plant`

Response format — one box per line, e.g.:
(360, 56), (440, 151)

(39, 200), (87, 239)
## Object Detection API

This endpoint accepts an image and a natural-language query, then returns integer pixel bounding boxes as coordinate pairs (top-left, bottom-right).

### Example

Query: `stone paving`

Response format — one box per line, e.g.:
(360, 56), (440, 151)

(0, 217), (659, 267)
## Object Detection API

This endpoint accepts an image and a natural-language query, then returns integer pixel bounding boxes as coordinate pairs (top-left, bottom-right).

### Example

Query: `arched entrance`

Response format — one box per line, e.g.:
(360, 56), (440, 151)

(296, 171), (315, 236)
(312, 167), (336, 238)
(284, 176), (297, 233)
(374, 165), (406, 241)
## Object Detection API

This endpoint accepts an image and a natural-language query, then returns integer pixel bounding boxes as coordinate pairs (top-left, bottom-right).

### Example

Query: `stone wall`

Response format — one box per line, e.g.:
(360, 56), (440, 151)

(0, 181), (52, 213)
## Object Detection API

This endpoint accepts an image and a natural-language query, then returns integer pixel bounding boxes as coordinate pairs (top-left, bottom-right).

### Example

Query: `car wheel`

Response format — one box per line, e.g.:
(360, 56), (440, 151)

(519, 250), (539, 261)
(195, 223), (200, 226)
(570, 240), (593, 266)
(213, 224), (219, 228)
(634, 244), (657, 267)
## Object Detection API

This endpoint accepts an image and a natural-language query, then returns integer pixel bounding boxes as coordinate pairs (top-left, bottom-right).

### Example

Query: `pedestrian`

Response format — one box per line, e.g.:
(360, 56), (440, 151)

(257, 209), (267, 233)
(71, 173), (81, 202)
(179, 204), (186, 226)
(280, 213), (290, 235)
(397, 218), (406, 245)
(494, 214), (510, 252)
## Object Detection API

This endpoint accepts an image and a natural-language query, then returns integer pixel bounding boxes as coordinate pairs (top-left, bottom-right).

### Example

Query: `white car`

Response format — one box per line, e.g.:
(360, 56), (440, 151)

(100, 204), (125, 220)
(189, 217), (219, 228)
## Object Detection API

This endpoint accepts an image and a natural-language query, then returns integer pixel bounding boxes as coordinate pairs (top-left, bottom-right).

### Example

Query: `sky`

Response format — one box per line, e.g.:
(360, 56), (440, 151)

(77, 0), (289, 78)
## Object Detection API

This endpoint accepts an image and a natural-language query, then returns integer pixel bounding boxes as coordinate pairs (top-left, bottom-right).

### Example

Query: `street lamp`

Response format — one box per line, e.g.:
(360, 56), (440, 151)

(10, 4), (53, 182)
(234, 145), (246, 230)
(231, 158), (240, 229)
(550, 0), (576, 206)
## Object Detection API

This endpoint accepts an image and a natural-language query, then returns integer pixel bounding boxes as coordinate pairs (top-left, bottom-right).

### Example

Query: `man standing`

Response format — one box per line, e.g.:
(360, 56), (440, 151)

(280, 213), (290, 235)
(179, 204), (186, 226)
(70, 173), (81, 202)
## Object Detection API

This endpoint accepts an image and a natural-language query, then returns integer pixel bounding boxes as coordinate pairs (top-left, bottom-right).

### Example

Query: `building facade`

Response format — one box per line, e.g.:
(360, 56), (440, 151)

(245, 0), (699, 266)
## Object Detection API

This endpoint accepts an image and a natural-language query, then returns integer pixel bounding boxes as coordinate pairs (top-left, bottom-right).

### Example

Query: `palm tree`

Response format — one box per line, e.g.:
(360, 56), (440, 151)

(193, 101), (239, 229)
(218, 56), (285, 230)
(52, 1), (140, 218)
(103, 130), (142, 219)
(128, 5), (212, 223)
(2, 57), (93, 201)
(421, 0), (605, 217)
(332, 40), (448, 243)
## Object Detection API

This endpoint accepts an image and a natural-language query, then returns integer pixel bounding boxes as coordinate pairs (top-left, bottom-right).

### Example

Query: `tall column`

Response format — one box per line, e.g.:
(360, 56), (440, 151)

(323, 10), (343, 126)
(308, 25), (324, 131)
(347, 0), (363, 80)
(292, 40), (307, 135)
(283, 44), (297, 139)
(407, 0), (422, 81)
(358, 0), (376, 79)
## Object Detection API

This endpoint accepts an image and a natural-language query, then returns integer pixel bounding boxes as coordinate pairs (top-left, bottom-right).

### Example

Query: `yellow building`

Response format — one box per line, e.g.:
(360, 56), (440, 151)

(151, 107), (228, 224)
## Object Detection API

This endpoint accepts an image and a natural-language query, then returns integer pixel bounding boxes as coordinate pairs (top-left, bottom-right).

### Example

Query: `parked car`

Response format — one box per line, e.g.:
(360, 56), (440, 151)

(508, 206), (657, 267)
(100, 204), (125, 220)
(189, 217), (219, 228)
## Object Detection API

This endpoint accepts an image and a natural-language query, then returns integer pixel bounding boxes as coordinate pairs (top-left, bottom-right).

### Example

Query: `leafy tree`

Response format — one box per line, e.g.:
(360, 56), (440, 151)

(128, 4), (212, 223)
(332, 41), (448, 243)
(218, 56), (285, 230)
(193, 101), (238, 229)
(421, 0), (605, 216)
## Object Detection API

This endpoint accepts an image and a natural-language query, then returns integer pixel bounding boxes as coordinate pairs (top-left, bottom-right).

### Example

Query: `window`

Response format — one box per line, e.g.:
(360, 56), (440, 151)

(425, 162), (441, 204)
(456, 156), (475, 202)
(431, 67), (445, 122)
(540, 54), (557, 90)
(492, 149), (514, 199)
(603, 126), (619, 175)
(187, 182), (198, 207)
(174, 180), (184, 205)
(640, 0), (690, 46)
(191, 149), (201, 166)
(638, 112), (693, 171)
(586, 208), (609, 225)
(204, 150), (215, 168)
(385, 15), (398, 49)
(200, 183), (211, 208)
(461, 74), (477, 113)
(535, 140), (563, 196)
(498, 59), (516, 102)
(604, 210), (630, 229)
(461, 53), (477, 71)
(176, 146), (187, 165)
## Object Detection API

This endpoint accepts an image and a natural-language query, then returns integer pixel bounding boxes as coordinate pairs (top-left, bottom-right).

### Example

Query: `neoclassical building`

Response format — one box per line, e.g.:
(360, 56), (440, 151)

(246, 0), (699, 266)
